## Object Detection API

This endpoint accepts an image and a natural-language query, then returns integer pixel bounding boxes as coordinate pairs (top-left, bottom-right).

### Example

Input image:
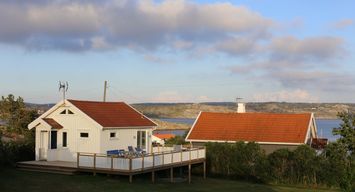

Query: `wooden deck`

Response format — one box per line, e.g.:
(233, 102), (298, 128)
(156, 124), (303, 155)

(17, 147), (206, 183)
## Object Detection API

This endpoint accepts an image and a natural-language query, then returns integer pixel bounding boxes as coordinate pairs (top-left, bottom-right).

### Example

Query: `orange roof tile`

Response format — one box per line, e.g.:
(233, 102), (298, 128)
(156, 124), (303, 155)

(68, 100), (156, 128)
(153, 133), (175, 140)
(42, 118), (63, 129)
(186, 112), (312, 144)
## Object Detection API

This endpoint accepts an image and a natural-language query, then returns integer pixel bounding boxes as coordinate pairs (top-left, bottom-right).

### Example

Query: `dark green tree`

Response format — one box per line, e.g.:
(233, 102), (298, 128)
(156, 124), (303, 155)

(0, 94), (37, 134)
(333, 112), (355, 154)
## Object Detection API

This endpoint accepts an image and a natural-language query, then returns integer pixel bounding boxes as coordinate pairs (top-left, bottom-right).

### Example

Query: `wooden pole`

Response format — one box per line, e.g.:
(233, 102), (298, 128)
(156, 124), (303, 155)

(152, 171), (155, 183)
(93, 153), (96, 176)
(142, 156), (144, 171)
(111, 156), (114, 171)
(170, 167), (174, 183)
(188, 164), (191, 184)
(129, 158), (132, 183)
(77, 152), (80, 168)
(203, 161), (206, 179)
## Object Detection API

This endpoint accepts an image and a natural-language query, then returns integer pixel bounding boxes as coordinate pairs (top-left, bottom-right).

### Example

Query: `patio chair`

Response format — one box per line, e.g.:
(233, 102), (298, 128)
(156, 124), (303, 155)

(128, 146), (135, 156)
(135, 147), (146, 156)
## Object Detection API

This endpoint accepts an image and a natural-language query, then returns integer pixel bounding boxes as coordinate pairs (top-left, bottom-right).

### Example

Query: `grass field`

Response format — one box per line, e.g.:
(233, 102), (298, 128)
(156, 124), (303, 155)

(0, 168), (339, 192)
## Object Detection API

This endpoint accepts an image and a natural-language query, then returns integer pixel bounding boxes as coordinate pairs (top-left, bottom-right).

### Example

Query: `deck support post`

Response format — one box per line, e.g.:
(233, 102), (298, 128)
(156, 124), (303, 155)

(203, 161), (206, 179)
(152, 171), (155, 183)
(188, 164), (191, 184)
(129, 174), (133, 183)
(170, 167), (174, 183)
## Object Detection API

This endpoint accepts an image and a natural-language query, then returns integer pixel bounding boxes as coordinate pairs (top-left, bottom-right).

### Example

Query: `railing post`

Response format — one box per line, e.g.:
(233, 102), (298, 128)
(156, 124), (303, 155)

(171, 152), (173, 164)
(142, 156), (144, 171)
(162, 152), (165, 165)
(93, 153), (96, 176)
(152, 153), (155, 168)
(77, 152), (80, 168)
(180, 151), (183, 164)
(197, 148), (199, 159)
(111, 156), (114, 171)
(189, 149), (191, 162)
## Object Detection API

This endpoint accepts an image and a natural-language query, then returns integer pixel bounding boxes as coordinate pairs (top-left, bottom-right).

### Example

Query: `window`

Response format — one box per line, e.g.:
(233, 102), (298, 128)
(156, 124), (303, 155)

(68, 110), (74, 114)
(80, 132), (89, 138)
(110, 132), (116, 138)
(62, 132), (67, 147)
(60, 110), (66, 114)
(137, 131), (146, 149)
(50, 131), (57, 149)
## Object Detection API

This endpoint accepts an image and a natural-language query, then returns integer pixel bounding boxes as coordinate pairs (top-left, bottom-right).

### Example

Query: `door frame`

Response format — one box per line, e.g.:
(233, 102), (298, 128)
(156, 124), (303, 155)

(39, 131), (48, 160)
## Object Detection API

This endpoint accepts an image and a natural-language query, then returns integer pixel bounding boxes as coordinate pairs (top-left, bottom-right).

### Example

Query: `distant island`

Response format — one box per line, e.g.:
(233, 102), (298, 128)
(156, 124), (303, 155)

(132, 102), (355, 119)
(27, 102), (355, 120)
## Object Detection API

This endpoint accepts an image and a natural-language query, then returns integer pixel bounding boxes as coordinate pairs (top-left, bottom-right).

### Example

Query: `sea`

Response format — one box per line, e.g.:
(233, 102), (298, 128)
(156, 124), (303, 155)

(153, 118), (342, 142)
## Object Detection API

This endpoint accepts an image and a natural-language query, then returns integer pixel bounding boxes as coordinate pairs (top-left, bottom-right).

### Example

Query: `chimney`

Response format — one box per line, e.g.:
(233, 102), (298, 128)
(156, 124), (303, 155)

(236, 97), (246, 113)
(237, 103), (246, 113)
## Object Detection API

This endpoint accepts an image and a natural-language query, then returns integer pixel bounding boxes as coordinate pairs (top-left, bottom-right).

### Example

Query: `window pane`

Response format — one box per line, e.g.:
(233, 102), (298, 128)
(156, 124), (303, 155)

(110, 132), (116, 138)
(142, 131), (146, 148)
(51, 131), (57, 149)
(68, 110), (74, 114)
(63, 132), (67, 147)
(80, 133), (89, 138)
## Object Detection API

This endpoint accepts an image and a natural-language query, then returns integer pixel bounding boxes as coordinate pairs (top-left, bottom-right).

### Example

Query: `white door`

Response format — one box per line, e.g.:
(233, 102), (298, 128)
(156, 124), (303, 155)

(39, 131), (48, 160)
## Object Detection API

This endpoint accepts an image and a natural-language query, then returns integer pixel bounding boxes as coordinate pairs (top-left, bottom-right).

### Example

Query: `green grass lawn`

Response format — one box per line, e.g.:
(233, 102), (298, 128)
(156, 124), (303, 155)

(0, 168), (339, 192)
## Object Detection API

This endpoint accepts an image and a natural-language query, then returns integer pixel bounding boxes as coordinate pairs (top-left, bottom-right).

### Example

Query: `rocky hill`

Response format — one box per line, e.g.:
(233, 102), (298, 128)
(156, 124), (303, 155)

(133, 102), (355, 119)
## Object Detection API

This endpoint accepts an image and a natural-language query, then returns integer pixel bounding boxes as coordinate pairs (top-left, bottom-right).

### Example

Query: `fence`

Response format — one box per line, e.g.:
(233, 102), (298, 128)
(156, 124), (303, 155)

(77, 147), (206, 172)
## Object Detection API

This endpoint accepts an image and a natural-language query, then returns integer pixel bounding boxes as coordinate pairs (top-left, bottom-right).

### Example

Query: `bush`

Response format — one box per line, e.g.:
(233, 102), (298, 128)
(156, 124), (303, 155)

(0, 132), (35, 168)
(205, 142), (268, 182)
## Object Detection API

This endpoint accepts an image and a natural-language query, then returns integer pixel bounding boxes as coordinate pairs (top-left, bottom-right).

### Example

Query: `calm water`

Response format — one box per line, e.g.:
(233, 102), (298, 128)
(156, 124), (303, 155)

(154, 118), (342, 141)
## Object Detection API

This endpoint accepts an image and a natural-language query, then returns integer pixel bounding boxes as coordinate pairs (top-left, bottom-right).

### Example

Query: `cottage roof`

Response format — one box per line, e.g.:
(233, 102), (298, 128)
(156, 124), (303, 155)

(42, 118), (63, 129)
(68, 100), (156, 128)
(153, 133), (175, 140)
(186, 112), (314, 144)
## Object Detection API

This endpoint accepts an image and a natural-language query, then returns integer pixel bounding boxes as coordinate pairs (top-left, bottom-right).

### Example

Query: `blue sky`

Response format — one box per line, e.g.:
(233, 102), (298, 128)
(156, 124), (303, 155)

(0, 0), (354, 104)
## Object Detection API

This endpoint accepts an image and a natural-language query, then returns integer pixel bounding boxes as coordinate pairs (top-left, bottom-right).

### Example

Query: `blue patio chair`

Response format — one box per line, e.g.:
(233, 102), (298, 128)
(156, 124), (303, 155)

(135, 147), (146, 156)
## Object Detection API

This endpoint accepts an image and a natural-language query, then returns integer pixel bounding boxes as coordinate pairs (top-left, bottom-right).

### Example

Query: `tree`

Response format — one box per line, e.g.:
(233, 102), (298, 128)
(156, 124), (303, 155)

(0, 94), (37, 134)
(332, 111), (355, 192)
(333, 112), (355, 154)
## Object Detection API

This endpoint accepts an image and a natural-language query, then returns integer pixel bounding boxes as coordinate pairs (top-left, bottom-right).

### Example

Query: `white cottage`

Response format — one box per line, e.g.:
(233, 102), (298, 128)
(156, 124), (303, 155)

(28, 99), (157, 162)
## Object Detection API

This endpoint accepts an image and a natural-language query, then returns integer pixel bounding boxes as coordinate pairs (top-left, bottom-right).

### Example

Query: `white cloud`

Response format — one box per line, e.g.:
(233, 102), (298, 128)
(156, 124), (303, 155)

(0, 0), (273, 52)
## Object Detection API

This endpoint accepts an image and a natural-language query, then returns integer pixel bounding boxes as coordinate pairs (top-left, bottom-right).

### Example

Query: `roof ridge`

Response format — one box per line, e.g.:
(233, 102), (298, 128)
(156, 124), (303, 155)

(67, 99), (125, 104)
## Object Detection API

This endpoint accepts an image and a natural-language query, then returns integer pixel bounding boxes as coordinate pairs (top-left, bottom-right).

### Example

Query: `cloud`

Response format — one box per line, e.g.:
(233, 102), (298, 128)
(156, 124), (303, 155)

(269, 36), (345, 62)
(0, 0), (273, 52)
(143, 54), (171, 64)
(228, 35), (354, 95)
(252, 89), (319, 102)
(330, 19), (354, 30)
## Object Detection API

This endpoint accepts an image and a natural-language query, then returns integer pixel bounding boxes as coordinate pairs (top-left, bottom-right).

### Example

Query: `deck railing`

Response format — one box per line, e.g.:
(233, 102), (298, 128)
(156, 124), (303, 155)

(77, 147), (206, 172)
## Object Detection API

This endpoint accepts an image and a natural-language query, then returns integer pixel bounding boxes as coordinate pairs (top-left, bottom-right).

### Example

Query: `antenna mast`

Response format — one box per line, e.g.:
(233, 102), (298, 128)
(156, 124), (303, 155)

(59, 81), (69, 101)
(103, 81), (108, 102)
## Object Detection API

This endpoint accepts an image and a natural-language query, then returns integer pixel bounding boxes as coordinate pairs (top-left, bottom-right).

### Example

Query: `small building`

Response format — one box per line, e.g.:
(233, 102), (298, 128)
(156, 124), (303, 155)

(152, 133), (175, 146)
(185, 112), (321, 154)
(28, 99), (157, 162)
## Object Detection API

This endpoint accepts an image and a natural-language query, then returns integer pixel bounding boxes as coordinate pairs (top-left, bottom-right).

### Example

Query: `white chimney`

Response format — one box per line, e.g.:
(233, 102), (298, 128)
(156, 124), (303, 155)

(237, 103), (246, 113)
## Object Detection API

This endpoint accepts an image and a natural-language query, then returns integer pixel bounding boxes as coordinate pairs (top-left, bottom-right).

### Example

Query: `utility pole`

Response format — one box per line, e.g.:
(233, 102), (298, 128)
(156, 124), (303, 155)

(103, 81), (108, 102)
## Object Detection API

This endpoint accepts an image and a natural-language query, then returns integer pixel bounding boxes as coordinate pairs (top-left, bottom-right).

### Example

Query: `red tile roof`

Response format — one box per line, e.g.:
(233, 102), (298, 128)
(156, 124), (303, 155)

(68, 100), (156, 128)
(186, 112), (312, 144)
(42, 118), (63, 129)
(153, 133), (175, 140)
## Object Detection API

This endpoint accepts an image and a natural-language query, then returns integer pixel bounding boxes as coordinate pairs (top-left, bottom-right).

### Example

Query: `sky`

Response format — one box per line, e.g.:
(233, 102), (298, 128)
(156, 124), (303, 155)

(0, 0), (354, 104)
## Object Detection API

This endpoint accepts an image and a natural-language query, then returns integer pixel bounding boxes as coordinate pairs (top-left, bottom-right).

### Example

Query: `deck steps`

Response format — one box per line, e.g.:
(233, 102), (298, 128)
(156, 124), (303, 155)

(17, 162), (78, 175)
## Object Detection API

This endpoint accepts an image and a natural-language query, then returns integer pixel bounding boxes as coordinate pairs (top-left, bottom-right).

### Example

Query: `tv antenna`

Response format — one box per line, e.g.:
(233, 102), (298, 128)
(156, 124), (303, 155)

(59, 81), (69, 101)
(236, 97), (243, 103)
